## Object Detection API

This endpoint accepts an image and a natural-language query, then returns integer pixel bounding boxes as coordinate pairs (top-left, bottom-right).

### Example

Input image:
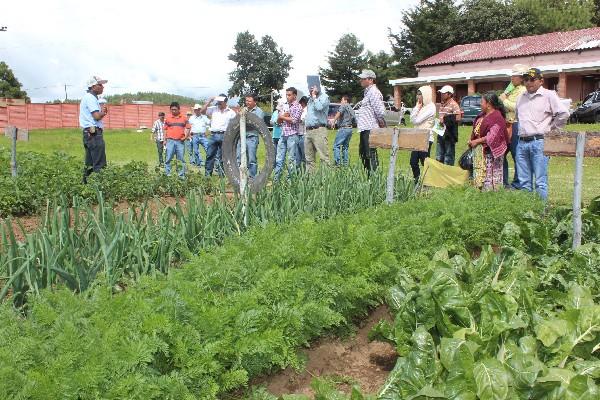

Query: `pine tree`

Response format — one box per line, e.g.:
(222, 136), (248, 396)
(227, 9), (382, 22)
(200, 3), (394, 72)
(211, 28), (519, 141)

(319, 34), (367, 101)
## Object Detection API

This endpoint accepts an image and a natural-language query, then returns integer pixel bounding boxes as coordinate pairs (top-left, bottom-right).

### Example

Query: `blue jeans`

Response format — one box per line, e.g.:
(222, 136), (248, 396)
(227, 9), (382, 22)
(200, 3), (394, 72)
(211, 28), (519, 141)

(333, 128), (353, 166)
(165, 139), (186, 177)
(503, 122), (521, 188)
(436, 136), (456, 166)
(296, 134), (305, 169)
(236, 135), (259, 178)
(515, 136), (549, 200)
(192, 134), (209, 167)
(274, 135), (299, 181)
(205, 133), (224, 176)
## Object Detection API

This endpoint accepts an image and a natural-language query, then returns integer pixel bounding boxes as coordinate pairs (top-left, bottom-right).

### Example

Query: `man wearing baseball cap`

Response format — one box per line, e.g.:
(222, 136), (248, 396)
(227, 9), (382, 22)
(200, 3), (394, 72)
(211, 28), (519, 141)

(356, 69), (386, 172)
(436, 85), (461, 166)
(79, 76), (108, 183)
(500, 64), (528, 189)
(189, 104), (211, 168)
(515, 67), (569, 200)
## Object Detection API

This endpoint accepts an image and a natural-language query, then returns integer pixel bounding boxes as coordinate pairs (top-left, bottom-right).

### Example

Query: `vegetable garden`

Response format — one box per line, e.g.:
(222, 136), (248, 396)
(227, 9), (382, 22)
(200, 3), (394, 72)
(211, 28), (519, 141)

(1, 144), (599, 399)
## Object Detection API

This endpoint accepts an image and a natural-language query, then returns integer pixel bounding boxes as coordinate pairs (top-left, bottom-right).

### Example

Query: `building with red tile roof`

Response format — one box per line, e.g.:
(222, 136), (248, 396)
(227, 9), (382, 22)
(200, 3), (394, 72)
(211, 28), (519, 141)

(390, 27), (600, 105)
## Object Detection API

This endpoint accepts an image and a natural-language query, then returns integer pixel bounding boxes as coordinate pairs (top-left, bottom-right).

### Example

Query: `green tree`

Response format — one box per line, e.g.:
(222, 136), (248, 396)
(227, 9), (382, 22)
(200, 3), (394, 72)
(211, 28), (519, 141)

(388, 0), (462, 78)
(319, 34), (367, 101)
(0, 61), (29, 101)
(228, 31), (293, 100)
(514, 0), (594, 33)
(457, 0), (539, 43)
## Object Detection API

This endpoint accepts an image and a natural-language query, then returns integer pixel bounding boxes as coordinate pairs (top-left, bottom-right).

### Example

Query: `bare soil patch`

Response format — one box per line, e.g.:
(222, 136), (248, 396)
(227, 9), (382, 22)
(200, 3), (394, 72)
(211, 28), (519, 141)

(253, 305), (397, 397)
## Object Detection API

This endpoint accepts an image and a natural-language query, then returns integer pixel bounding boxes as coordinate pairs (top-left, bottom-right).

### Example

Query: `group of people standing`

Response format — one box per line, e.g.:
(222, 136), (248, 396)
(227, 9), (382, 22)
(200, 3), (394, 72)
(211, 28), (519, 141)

(408, 64), (569, 200)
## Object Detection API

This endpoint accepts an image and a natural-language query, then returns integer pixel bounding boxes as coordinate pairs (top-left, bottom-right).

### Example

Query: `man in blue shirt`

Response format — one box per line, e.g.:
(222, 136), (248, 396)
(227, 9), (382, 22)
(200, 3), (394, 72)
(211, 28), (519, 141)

(237, 93), (264, 178)
(304, 85), (330, 172)
(79, 76), (108, 183)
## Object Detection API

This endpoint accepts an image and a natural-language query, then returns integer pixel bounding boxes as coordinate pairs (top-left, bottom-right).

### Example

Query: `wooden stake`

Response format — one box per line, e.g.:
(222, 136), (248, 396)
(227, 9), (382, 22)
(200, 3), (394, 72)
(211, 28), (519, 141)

(386, 128), (399, 204)
(572, 132), (586, 249)
(239, 108), (248, 227)
(7, 126), (17, 177)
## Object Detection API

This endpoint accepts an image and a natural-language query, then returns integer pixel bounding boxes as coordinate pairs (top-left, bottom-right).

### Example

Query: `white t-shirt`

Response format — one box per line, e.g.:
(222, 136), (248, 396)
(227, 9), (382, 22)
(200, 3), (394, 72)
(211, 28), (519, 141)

(189, 114), (210, 134)
(207, 106), (236, 132)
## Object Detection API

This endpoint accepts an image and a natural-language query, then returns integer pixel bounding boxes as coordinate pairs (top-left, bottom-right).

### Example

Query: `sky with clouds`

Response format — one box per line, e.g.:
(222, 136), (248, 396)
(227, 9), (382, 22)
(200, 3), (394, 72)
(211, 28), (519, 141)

(1, 0), (419, 102)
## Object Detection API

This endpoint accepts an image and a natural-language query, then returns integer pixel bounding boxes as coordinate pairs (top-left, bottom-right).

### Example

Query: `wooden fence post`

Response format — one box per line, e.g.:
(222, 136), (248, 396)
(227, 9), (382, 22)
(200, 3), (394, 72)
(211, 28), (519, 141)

(572, 132), (586, 249)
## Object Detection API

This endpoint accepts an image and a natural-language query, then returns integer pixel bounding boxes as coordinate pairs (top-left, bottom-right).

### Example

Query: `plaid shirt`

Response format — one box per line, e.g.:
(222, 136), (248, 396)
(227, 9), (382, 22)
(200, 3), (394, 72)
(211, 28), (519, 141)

(152, 119), (165, 141)
(282, 101), (302, 137)
(357, 84), (385, 131)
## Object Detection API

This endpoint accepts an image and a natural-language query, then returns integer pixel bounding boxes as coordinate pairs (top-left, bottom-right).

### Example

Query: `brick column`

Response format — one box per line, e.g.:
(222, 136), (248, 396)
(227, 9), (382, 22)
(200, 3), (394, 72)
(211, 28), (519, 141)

(467, 79), (476, 95)
(429, 83), (438, 103)
(557, 72), (567, 98)
(393, 85), (402, 109)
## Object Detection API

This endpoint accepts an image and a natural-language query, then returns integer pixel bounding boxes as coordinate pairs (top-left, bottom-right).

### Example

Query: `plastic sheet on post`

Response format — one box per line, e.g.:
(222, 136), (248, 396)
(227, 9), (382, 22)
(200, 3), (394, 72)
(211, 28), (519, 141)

(422, 158), (469, 188)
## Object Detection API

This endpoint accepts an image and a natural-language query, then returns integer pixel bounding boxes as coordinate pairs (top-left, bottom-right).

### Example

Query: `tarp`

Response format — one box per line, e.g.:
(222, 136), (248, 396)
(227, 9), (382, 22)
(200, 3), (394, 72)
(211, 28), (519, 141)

(422, 158), (470, 188)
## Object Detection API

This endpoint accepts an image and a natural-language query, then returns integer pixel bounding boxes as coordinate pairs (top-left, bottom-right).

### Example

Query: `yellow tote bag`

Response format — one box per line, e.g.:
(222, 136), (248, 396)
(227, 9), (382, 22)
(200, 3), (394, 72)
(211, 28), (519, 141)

(422, 158), (470, 188)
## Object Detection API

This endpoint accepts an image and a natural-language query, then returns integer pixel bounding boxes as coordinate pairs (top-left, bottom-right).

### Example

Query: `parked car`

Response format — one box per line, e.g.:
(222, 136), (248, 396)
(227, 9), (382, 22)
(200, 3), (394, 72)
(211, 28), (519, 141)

(460, 95), (482, 125)
(570, 91), (600, 123)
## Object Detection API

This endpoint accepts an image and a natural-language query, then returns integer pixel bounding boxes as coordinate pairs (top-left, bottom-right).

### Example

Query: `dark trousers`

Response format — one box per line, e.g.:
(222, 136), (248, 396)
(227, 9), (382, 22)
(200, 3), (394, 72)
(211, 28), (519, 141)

(410, 142), (433, 182)
(503, 122), (520, 188)
(359, 130), (378, 172)
(83, 128), (106, 183)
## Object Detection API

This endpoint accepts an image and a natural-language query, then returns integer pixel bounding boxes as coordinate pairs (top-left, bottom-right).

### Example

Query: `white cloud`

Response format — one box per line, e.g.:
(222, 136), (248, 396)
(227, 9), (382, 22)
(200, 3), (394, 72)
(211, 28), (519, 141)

(1, 0), (419, 102)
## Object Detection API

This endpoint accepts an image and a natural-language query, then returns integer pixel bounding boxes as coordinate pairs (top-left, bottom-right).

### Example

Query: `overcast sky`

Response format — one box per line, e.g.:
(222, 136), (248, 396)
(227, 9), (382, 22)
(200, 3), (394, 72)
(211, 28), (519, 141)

(1, 0), (419, 102)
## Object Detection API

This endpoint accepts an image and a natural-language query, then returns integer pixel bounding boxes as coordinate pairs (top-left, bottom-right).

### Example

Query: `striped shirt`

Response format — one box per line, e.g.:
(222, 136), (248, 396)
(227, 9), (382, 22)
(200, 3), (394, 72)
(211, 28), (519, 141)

(152, 119), (165, 141)
(357, 84), (385, 132)
(282, 101), (302, 137)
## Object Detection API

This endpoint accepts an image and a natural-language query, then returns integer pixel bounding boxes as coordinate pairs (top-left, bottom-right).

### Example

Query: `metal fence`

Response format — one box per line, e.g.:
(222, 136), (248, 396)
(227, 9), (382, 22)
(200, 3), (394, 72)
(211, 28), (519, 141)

(0, 103), (194, 131)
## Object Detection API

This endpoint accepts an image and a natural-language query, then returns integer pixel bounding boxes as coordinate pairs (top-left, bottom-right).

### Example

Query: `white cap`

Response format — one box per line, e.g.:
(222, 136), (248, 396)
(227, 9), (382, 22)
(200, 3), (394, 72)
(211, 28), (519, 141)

(511, 64), (530, 76)
(86, 76), (107, 88)
(438, 85), (454, 94)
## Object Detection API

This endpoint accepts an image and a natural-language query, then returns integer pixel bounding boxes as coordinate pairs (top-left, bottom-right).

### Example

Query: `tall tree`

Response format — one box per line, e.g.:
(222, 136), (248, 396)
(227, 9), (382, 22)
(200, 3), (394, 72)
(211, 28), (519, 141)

(0, 62), (29, 101)
(388, 0), (462, 78)
(228, 31), (292, 100)
(319, 34), (367, 101)
(457, 0), (539, 43)
(514, 0), (594, 33)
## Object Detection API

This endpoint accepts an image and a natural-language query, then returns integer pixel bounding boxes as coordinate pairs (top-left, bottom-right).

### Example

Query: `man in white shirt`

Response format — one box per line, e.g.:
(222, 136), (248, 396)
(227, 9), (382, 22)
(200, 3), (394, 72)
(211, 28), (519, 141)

(201, 94), (237, 176)
(79, 76), (108, 183)
(188, 104), (211, 168)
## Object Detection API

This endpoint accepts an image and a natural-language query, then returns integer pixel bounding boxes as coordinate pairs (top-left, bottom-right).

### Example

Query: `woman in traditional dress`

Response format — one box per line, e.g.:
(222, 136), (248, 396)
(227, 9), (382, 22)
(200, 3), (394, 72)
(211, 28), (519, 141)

(468, 92), (509, 191)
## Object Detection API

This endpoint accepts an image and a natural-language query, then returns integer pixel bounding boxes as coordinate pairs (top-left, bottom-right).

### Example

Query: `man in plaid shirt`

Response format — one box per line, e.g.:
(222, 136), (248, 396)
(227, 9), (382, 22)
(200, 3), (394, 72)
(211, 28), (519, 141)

(356, 69), (385, 172)
(274, 87), (303, 181)
(151, 112), (166, 167)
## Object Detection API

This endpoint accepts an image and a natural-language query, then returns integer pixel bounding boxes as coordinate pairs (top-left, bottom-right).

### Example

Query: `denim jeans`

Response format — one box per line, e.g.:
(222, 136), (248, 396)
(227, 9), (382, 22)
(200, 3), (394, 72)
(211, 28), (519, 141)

(155, 140), (164, 166)
(192, 134), (209, 167)
(165, 139), (186, 177)
(274, 134), (299, 181)
(184, 138), (194, 164)
(503, 122), (521, 188)
(515, 136), (549, 200)
(236, 135), (259, 178)
(205, 133), (224, 176)
(296, 134), (305, 169)
(436, 136), (456, 166)
(333, 128), (353, 166)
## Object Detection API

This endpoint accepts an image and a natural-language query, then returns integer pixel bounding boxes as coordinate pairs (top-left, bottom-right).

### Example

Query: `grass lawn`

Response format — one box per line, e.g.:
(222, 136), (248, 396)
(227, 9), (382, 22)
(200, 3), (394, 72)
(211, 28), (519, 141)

(1, 124), (598, 205)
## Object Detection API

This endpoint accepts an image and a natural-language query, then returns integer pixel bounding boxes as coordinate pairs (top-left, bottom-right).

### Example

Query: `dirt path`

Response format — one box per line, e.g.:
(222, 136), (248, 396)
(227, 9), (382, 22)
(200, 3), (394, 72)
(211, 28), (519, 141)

(252, 305), (397, 397)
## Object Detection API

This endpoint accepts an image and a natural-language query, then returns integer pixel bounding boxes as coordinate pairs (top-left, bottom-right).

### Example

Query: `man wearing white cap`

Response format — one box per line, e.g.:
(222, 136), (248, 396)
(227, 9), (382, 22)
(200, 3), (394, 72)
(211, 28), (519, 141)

(436, 85), (461, 165)
(500, 64), (528, 188)
(356, 69), (385, 172)
(189, 104), (211, 168)
(79, 76), (108, 183)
